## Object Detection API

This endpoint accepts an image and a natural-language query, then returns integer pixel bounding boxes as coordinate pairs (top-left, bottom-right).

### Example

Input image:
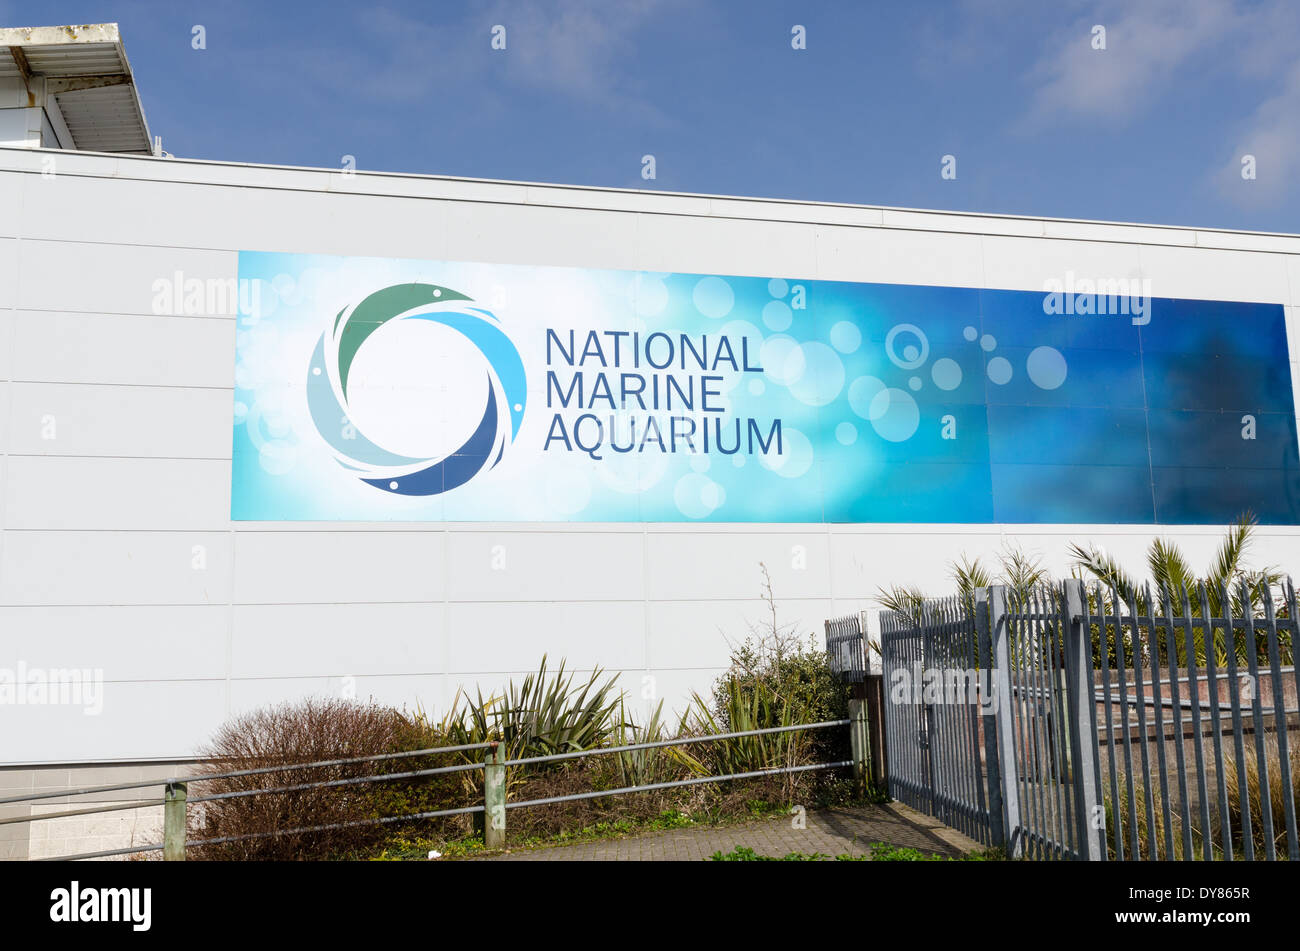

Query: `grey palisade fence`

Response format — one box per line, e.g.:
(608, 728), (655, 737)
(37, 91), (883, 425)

(877, 577), (1299, 860)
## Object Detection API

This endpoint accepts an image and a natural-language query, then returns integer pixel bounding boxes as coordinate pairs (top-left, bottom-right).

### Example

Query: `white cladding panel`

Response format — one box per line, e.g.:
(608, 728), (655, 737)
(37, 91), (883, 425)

(1, 148), (1298, 765)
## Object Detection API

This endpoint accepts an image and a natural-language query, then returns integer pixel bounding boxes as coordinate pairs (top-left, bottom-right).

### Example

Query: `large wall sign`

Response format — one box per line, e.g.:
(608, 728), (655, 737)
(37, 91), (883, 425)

(231, 251), (1300, 524)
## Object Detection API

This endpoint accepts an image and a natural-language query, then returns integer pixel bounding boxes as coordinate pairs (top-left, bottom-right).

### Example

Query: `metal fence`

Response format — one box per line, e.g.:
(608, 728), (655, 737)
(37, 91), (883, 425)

(880, 594), (994, 847)
(825, 612), (869, 684)
(824, 614), (887, 788)
(877, 577), (1299, 861)
(0, 720), (862, 861)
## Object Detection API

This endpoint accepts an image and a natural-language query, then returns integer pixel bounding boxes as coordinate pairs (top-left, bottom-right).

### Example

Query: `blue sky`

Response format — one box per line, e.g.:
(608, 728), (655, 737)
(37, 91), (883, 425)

(7, 0), (1300, 232)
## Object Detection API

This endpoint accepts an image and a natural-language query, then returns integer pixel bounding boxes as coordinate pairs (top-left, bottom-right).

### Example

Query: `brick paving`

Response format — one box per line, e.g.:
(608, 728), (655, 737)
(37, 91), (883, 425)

(478, 802), (984, 861)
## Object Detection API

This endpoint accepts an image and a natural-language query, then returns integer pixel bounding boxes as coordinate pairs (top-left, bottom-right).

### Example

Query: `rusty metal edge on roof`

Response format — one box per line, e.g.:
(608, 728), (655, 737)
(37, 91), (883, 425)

(0, 22), (151, 154)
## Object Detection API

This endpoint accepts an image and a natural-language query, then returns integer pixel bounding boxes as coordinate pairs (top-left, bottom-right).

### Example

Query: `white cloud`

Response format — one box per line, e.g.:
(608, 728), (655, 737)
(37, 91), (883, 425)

(1213, 60), (1300, 205)
(483, 0), (682, 121)
(223, 0), (683, 122)
(1011, 0), (1300, 206)
(1021, 0), (1241, 125)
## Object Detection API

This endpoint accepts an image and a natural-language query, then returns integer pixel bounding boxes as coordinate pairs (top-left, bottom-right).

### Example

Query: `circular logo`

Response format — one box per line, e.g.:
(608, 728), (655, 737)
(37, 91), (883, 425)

(306, 282), (526, 496)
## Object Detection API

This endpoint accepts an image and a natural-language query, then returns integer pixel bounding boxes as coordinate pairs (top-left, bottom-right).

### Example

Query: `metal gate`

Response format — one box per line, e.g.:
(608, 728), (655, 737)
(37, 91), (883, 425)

(877, 578), (1300, 860)
(879, 584), (1101, 859)
(880, 594), (995, 846)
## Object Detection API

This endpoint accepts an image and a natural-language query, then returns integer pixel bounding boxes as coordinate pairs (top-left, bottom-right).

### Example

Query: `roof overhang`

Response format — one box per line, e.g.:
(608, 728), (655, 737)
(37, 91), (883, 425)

(0, 23), (152, 153)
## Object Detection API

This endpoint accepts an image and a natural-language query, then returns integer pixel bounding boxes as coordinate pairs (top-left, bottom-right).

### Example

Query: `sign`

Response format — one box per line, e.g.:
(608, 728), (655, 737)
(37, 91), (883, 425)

(231, 251), (1300, 524)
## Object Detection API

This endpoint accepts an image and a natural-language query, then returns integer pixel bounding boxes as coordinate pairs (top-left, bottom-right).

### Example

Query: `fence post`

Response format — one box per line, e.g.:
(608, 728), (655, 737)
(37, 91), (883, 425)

(483, 744), (506, 850)
(1062, 579), (1103, 860)
(846, 613), (873, 793)
(163, 781), (187, 861)
(975, 588), (1003, 849)
(848, 694), (871, 794)
(861, 609), (886, 786)
(988, 584), (1023, 857)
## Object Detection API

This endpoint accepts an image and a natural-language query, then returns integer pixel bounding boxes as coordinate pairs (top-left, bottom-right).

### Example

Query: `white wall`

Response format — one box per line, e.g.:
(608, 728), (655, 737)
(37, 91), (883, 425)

(0, 108), (39, 149)
(2, 146), (1298, 765)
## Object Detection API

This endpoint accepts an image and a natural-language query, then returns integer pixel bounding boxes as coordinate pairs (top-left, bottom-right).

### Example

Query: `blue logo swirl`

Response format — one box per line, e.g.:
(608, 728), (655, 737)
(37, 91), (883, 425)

(306, 283), (526, 496)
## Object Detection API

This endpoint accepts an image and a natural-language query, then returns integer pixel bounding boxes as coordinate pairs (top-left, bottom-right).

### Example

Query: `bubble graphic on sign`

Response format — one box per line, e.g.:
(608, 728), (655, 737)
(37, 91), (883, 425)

(768, 278), (789, 298)
(931, 357), (963, 391)
(597, 444), (668, 494)
(886, 324), (929, 369)
(762, 300), (793, 332)
(632, 273), (669, 317)
(867, 388), (920, 442)
(963, 326), (978, 342)
(836, 422), (858, 445)
(244, 402), (299, 475)
(760, 427), (814, 479)
(761, 335), (806, 386)
(987, 356), (1013, 385)
(693, 277), (734, 319)
(789, 343), (844, 406)
(271, 273), (296, 301)
(830, 321), (861, 354)
(674, 472), (725, 519)
(848, 375), (887, 419)
(981, 334), (997, 353)
(1026, 346), (1068, 390)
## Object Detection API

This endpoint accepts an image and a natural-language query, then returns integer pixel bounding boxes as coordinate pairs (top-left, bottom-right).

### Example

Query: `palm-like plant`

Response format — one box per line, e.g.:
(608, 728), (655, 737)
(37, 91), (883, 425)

(1070, 511), (1287, 666)
(950, 554), (992, 616)
(882, 542), (1050, 620)
(996, 544), (1051, 604)
(875, 584), (927, 628)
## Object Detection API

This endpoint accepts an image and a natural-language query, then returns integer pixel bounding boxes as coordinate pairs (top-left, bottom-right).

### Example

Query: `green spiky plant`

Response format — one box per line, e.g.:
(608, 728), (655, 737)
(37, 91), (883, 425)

(441, 655), (628, 762)
(689, 678), (802, 789)
(1070, 511), (1287, 666)
(612, 698), (707, 787)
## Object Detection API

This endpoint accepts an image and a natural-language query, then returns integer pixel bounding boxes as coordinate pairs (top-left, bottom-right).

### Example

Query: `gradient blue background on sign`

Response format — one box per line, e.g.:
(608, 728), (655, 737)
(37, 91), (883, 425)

(231, 252), (1300, 525)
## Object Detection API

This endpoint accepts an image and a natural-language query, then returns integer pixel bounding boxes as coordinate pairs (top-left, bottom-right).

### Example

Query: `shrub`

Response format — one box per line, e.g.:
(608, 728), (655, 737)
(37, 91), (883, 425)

(188, 633), (863, 858)
(189, 698), (414, 860)
(683, 564), (856, 802)
(704, 631), (851, 776)
(361, 710), (476, 843)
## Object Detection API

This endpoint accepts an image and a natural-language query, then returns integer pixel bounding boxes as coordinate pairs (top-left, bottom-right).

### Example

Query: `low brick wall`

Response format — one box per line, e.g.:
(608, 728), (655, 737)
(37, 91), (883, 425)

(0, 760), (199, 860)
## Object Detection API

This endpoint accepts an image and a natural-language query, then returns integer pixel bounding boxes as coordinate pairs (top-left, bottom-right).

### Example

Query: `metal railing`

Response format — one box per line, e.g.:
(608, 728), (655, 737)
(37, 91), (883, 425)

(2, 720), (860, 861)
(876, 576), (1300, 862)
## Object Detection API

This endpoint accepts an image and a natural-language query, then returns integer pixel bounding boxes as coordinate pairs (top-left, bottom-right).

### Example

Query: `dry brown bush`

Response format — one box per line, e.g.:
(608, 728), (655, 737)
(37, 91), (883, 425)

(188, 697), (451, 860)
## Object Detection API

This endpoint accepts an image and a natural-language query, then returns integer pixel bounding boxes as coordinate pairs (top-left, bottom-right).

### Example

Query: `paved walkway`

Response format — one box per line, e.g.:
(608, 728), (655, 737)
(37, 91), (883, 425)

(479, 802), (983, 861)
